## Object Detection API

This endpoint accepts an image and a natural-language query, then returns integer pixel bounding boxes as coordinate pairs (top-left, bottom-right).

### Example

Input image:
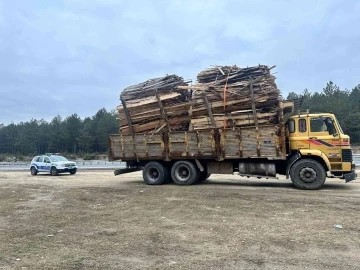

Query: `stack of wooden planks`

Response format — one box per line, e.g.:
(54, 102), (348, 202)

(180, 65), (283, 130)
(117, 65), (292, 135)
(117, 75), (193, 135)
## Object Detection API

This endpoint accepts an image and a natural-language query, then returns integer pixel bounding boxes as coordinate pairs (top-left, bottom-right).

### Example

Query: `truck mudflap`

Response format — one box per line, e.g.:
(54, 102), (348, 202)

(342, 163), (357, 183)
(343, 171), (357, 183)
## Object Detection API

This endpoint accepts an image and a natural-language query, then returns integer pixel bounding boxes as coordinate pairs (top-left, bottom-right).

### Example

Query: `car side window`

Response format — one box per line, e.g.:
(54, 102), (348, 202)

(36, 156), (43, 162)
(44, 157), (51, 163)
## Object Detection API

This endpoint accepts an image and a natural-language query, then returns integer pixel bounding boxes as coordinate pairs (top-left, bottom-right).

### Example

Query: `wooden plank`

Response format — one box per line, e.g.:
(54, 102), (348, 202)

(191, 112), (275, 123)
(249, 78), (261, 157)
(120, 116), (191, 135)
(190, 96), (278, 114)
(155, 89), (171, 132)
(125, 92), (181, 108)
(121, 98), (134, 136)
(278, 101), (286, 158)
(202, 93), (216, 128)
(249, 79), (259, 128)
(238, 129), (243, 157)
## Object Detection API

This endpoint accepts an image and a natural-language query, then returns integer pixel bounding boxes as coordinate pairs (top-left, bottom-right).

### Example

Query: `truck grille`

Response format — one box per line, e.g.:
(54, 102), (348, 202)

(342, 149), (353, 162)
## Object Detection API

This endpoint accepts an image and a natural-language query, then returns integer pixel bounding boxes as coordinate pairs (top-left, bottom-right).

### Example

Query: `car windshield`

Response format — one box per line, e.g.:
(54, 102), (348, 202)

(50, 155), (68, 162)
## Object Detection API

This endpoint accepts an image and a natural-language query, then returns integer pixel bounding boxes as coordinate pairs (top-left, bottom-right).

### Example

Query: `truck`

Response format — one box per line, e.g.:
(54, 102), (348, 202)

(108, 102), (357, 190)
(108, 65), (357, 190)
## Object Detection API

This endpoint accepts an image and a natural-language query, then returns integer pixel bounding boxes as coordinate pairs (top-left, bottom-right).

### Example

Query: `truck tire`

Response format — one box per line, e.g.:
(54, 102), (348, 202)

(290, 159), (326, 190)
(171, 161), (198, 185)
(143, 161), (168, 185)
(198, 171), (211, 182)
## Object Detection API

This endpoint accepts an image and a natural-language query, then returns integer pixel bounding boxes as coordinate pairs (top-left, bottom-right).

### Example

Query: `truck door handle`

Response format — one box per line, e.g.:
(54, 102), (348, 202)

(310, 137), (317, 139)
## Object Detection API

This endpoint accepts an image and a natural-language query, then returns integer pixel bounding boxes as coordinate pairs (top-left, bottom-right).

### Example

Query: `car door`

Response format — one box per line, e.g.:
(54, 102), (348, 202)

(43, 156), (52, 172)
(36, 156), (45, 172)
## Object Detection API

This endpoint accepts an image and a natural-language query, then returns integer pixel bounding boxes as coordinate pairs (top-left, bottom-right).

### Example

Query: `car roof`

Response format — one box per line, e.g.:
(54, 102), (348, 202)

(45, 153), (62, 156)
(33, 154), (65, 159)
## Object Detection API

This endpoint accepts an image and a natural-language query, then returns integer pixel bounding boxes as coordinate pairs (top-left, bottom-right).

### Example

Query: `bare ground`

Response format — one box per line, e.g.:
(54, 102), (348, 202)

(0, 171), (359, 270)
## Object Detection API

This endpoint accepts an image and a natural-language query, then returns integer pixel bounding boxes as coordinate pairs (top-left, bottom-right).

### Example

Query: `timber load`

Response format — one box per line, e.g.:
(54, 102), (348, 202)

(116, 65), (293, 135)
(117, 75), (193, 135)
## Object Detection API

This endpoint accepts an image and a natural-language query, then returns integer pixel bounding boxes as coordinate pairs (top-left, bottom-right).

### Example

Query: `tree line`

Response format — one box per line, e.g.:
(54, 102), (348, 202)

(287, 82), (360, 143)
(0, 108), (118, 156)
(1, 81), (360, 157)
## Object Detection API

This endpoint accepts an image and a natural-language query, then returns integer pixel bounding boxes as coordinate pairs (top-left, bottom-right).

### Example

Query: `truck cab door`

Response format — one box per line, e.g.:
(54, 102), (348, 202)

(308, 116), (341, 169)
(288, 117), (309, 150)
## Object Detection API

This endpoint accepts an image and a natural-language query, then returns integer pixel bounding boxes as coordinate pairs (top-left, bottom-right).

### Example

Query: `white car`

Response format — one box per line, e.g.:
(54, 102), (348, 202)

(30, 154), (77, 176)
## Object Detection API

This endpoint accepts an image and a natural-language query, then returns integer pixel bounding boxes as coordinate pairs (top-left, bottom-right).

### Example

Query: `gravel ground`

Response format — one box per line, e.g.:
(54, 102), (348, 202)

(0, 171), (359, 269)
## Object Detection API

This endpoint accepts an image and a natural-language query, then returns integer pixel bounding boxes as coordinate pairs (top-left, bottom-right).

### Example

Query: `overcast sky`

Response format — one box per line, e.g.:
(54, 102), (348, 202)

(0, 0), (359, 124)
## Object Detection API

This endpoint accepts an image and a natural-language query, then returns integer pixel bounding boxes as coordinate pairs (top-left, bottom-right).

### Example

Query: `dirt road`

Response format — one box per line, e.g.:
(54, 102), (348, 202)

(0, 171), (359, 269)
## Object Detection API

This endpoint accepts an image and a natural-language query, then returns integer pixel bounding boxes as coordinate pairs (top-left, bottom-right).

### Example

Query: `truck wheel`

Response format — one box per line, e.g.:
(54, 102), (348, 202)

(290, 159), (326, 190)
(171, 161), (198, 185)
(30, 167), (38, 176)
(143, 161), (168, 185)
(50, 167), (58, 176)
(198, 171), (211, 182)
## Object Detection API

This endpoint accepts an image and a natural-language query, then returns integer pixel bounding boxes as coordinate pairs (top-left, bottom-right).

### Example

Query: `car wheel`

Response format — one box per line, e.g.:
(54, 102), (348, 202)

(30, 167), (38, 176)
(50, 167), (58, 176)
(70, 169), (77, 175)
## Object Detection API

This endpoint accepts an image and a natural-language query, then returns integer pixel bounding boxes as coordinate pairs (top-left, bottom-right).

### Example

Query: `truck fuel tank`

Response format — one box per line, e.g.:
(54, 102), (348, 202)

(238, 162), (276, 177)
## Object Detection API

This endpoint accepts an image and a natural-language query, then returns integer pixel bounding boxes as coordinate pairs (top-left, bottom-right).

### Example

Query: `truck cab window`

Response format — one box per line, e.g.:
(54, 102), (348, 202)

(299, 119), (306, 133)
(288, 120), (295, 133)
(311, 117), (337, 135)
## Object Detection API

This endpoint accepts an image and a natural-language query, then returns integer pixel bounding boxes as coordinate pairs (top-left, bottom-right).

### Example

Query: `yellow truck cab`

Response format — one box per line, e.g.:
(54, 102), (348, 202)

(286, 112), (356, 188)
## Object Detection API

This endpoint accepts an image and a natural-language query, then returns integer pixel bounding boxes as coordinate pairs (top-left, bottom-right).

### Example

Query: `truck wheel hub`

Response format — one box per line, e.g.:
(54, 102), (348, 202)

(149, 168), (159, 179)
(299, 167), (317, 183)
(177, 166), (190, 181)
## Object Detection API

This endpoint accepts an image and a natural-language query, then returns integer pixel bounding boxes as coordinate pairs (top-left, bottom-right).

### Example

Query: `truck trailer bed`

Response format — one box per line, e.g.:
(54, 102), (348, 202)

(108, 125), (286, 162)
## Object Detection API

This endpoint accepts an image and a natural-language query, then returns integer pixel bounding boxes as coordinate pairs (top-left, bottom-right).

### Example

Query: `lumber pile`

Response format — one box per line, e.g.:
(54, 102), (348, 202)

(117, 75), (193, 135)
(117, 65), (292, 135)
(181, 65), (282, 130)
